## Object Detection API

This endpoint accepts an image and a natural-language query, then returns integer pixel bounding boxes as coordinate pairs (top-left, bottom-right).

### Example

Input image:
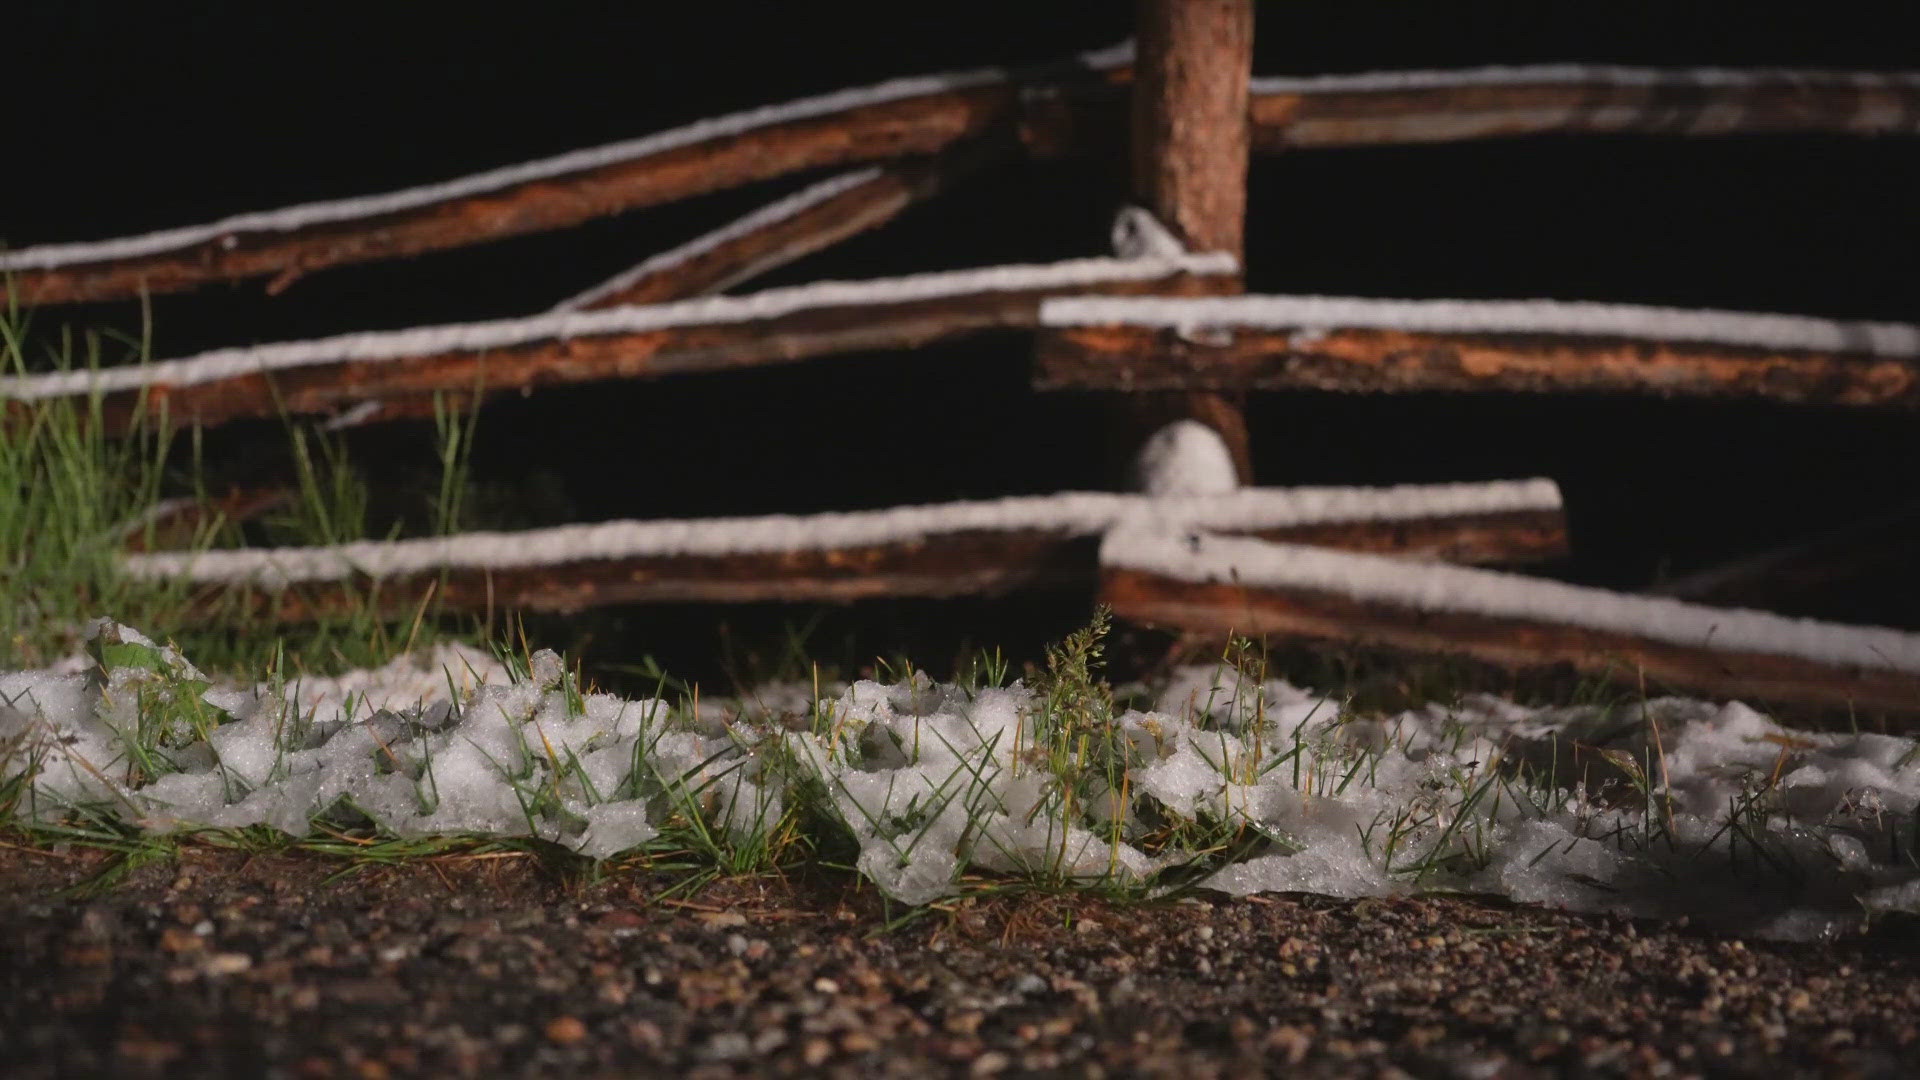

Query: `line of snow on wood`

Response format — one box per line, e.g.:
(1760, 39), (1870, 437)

(549, 167), (887, 312)
(116, 480), (1560, 589)
(1251, 63), (1920, 95)
(0, 44), (1133, 273)
(0, 252), (1236, 402)
(1042, 294), (1920, 359)
(6, 51), (1908, 274)
(1102, 529), (1920, 674)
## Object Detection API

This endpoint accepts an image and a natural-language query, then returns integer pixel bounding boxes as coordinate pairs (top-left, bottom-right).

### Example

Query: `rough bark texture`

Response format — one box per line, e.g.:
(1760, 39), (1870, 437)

(2, 87), (1025, 307)
(1132, 0), (1253, 260)
(1240, 508), (1569, 567)
(1103, 567), (1920, 721)
(1035, 324), (1920, 407)
(572, 142), (1006, 310)
(41, 271), (1229, 435)
(1252, 76), (1920, 150)
(11, 64), (1916, 308)
(145, 509), (1564, 623)
(1125, 0), (1256, 483)
(184, 532), (1101, 623)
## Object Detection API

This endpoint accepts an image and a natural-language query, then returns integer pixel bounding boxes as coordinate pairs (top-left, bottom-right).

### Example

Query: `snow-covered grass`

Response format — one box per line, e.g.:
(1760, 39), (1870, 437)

(7, 613), (1920, 940)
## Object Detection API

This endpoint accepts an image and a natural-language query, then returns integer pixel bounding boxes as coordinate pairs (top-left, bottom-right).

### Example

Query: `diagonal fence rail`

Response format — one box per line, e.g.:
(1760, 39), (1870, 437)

(5, 61), (1913, 307)
(1102, 528), (1920, 719)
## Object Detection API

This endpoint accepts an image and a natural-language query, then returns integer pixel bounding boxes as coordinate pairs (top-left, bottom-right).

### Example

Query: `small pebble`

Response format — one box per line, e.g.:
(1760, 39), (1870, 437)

(702, 1032), (752, 1061)
(841, 1031), (877, 1053)
(752, 1029), (788, 1054)
(201, 953), (252, 977)
(545, 1016), (588, 1046)
(971, 1050), (1011, 1076)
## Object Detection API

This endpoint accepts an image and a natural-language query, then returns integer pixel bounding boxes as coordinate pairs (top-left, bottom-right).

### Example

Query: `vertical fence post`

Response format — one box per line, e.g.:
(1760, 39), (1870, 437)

(1126, 0), (1256, 482)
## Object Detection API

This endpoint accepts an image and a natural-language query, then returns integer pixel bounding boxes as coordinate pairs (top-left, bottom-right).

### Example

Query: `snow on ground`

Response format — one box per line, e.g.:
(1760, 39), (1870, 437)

(1041, 294), (1920, 358)
(5, 621), (1920, 940)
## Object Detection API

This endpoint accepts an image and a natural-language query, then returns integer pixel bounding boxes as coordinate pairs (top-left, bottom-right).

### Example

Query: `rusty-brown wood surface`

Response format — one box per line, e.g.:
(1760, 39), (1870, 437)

(196, 532), (1102, 622)
(1124, 0), (1255, 482)
(1254, 72), (1920, 151)
(1034, 324), (1920, 406)
(570, 144), (1003, 310)
(3, 84), (1035, 308)
(56, 272), (1224, 434)
(149, 508), (1564, 623)
(10, 66), (1915, 309)
(1241, 508), (1568, 567)
(1102, 566), (1920, 720)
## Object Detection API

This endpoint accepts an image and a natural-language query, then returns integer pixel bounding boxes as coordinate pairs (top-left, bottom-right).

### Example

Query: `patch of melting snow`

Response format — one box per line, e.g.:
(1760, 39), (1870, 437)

(1130, 421), (1240, 497)
(4, 620), (1919, 940)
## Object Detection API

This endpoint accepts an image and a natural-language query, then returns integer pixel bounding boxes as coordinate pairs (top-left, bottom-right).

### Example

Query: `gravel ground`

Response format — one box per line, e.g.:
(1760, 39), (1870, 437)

(3, 845), (1919, 1078)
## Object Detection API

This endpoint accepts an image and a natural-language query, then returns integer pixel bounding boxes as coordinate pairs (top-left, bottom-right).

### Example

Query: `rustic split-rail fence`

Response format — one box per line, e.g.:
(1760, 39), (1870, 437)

(5, 2), (1918, 717)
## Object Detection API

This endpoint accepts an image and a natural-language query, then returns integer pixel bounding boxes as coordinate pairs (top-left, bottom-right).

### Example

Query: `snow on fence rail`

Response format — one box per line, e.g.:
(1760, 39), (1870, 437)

(1250, 63), (1920, 149)
(551, 148), (997, 312)
(0, 49), (1127, 307)
(1036, 295), (1920, 406)
(1102, 528), (1920, 717)
(0, 253), (1235, 432)
(116, 480), (1565, 618)
(5, 59), (1913, 307)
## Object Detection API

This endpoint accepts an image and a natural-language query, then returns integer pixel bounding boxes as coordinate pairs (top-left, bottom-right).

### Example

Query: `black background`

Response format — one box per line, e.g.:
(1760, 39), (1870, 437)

(8, 2), (1917, 679)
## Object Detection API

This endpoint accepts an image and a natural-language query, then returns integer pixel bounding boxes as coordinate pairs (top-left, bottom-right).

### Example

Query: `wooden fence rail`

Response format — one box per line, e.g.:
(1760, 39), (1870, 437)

(5, 62), (1912, 307)
(1035, 295), (1920, 407)
(1, 254), (1233, 433)
(117, 480), (1566, 619)
(1102, 528), (1920, 719)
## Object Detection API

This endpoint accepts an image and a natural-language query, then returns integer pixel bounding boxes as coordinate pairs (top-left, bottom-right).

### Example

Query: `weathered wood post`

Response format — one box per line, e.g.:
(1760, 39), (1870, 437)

(1126, 0), (1255, 482)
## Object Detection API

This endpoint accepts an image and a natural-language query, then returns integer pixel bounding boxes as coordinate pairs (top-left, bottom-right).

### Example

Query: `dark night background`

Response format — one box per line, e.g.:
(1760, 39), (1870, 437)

(7, 3), (1917, 681)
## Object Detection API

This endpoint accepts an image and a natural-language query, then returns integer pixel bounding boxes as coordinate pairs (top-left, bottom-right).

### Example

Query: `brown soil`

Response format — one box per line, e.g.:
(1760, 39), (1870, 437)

(3, 844), (1918, 1078)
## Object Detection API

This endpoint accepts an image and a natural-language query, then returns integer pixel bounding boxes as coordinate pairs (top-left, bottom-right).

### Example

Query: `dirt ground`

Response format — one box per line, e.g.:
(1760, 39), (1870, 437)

(3, 844), (1918, 1079)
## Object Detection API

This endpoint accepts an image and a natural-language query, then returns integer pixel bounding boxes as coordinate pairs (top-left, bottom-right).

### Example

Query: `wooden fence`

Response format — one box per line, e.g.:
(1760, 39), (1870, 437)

(5, 9), (1918, 717)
